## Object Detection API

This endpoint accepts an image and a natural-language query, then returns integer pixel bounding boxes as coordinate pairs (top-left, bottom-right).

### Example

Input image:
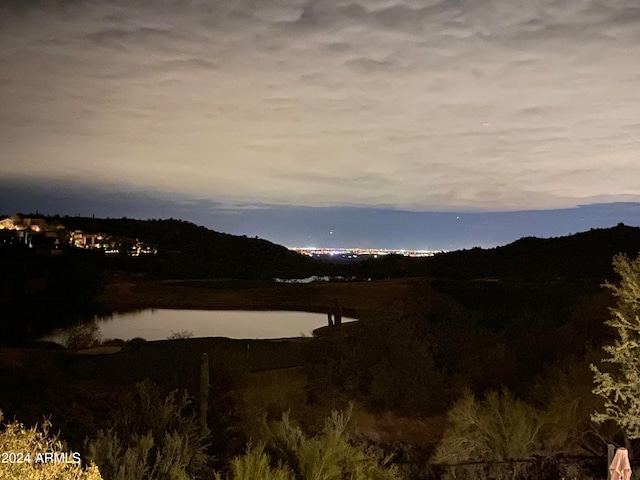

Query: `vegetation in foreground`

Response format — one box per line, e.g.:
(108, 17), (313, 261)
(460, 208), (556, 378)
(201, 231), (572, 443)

(591, 254), (640, 442)
(215, 405), (401, 480)
(0, 410), (102, 479)
(4, 242), (640, 478)
(84, 380), (210, 480)
(1, 386), (404, 480)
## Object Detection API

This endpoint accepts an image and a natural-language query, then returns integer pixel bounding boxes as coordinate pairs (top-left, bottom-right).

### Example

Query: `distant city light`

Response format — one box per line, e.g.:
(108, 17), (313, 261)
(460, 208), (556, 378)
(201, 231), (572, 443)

(288, 247), (445, 258)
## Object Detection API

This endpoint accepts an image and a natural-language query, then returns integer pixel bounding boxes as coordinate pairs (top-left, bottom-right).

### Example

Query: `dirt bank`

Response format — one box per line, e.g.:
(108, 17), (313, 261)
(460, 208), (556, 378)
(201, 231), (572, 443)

(97, 277), (451, 318)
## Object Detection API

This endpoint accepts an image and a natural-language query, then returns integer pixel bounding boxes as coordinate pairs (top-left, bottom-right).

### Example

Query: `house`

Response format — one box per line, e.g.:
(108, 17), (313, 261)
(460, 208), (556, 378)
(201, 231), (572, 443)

(0, 217), (16, 230)
(70, 231), (107, 249)
(0, 215), (66, 252)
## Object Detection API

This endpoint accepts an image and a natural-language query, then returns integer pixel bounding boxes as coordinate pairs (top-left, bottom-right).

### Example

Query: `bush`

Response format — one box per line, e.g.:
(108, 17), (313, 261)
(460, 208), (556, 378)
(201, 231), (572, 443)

(63, 321), (102, 351)
(217, 405), (403, 480)
(0, 409), (102, 479)
(432, 389), (544, 464)
(215, 444), (294, 480)
(84, 379), (210, 480)
(530, 349), (610, 455)
(167, 330), (194, 340)
(432, 383), (604, 480)
(591, 253), (640, 440)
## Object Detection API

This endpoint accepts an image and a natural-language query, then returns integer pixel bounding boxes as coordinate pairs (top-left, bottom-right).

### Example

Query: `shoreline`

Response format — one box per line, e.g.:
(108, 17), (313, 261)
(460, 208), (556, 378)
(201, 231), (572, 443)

(96, 276), (449, 319)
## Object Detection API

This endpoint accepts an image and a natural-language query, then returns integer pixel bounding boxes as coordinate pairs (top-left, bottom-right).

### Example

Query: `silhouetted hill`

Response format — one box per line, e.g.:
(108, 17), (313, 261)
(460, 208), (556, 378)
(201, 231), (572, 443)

(426, 223), (640, 281)
(353, 223), (640, 282)
(47, 216), (329, 280)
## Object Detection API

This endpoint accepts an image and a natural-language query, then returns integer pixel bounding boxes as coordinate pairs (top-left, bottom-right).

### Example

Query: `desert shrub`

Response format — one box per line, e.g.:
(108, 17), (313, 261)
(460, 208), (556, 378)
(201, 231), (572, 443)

(63, 321), (102, 351)
(217, 405), (402, 480)
(167, 330), (194, 340)
(591, 253), (640, 440)
(432, 376), (607, 480)
(84, 379), (210, 480)
(270, 405), (402, 480)
(432, 388), (545, 465)
(214, 444), (295, 480)
(530, 348), (612, 455)
(0, 409), (102, 479)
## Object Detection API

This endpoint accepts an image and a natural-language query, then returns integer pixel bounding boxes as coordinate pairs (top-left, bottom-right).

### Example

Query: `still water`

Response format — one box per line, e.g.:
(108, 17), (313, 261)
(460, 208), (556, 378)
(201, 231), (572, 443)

(44, 309), (356, 343)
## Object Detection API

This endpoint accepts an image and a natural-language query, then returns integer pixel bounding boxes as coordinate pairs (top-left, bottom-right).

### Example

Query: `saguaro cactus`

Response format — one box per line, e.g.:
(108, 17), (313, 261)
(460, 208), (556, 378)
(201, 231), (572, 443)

(199, 352), (210, 434)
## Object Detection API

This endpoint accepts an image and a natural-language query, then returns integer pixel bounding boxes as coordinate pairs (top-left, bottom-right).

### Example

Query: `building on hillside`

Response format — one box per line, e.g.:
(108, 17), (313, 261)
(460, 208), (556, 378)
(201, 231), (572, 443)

(104, 236), (138, 255)
(70, 231), (107, 249)
(0, 215), (66, 253)
(0, 217), (17, 230)
(0, 216), (38, 249)
(1, 215), (158, 257)
(70, 231), (157, 256)
(19, 216), (48, 232)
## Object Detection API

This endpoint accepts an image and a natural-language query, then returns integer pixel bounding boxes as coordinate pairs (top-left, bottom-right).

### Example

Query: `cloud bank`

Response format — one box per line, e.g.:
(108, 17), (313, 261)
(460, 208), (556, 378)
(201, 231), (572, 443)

(1, 0), (639, 211)
(1, 176), (639, 250)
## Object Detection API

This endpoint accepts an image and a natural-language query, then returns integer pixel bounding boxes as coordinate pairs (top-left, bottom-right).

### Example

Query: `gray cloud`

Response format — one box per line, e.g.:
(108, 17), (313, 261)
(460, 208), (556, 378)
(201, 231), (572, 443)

(1, 0), (639, 212)
(344, 56), (398, 73)
(85, 26), (176, 43)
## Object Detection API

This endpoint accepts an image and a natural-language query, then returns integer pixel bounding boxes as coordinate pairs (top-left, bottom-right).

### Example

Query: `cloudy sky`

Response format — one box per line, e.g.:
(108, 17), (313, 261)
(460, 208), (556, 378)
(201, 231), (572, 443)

(1, 0), (639, 249)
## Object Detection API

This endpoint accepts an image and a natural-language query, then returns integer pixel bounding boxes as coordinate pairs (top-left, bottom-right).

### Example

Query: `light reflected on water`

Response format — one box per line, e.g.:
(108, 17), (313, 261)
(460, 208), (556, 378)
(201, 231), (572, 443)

(44, 309), (356, 343)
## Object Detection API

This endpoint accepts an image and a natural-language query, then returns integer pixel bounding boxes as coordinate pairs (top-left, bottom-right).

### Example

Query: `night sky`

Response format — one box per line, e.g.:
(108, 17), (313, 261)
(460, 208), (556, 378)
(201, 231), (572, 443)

(2, 0), (639, 250)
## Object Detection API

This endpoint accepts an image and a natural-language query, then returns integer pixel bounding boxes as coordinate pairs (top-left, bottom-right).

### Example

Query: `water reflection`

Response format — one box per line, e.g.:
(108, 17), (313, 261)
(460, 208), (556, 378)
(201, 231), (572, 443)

(44, 309), (356, 344)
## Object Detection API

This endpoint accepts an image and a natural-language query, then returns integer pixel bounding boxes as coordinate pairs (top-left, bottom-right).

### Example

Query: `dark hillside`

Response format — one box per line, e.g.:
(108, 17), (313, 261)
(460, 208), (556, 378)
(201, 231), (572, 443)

(416, 225), (640, 334)
(425, 223), (640, 281)
(48, 216), (330, 280)
(353, 223), (640, 282)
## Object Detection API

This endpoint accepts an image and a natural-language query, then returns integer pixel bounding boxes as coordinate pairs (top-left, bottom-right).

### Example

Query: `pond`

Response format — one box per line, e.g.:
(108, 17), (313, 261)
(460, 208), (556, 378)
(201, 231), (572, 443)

(42, 309), (357, 345)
